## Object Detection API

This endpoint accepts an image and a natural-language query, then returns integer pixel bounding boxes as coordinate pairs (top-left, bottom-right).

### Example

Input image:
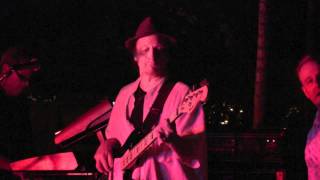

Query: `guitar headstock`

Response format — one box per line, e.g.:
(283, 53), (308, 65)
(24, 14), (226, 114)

(178, 84), (208, 114)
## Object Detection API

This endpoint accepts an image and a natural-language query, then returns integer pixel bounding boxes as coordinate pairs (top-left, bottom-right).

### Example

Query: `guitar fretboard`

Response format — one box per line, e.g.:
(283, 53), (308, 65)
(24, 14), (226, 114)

(120, 129), (157, 170)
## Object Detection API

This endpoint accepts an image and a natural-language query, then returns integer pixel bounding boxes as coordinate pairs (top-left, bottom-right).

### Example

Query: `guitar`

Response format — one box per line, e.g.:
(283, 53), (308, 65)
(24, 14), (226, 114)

(110, 84), (208, 180)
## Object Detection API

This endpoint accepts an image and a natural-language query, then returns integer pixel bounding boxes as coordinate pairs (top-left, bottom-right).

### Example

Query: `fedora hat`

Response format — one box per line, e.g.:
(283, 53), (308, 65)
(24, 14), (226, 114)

(125, 16), (176, 51)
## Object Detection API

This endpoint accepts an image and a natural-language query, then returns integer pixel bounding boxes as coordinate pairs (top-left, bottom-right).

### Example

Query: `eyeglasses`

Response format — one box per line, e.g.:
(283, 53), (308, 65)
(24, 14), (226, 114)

(136, 46), (169, 57)
(15, 70), (31, 82)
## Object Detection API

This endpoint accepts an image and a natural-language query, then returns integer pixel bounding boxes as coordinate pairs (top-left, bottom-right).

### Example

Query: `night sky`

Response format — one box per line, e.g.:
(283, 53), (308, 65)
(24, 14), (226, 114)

(0, 0), (317, 129)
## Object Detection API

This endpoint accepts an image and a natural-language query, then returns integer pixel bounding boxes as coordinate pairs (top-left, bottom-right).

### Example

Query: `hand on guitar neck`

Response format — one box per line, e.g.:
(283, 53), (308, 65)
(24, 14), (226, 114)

(155, 118), (177, 144)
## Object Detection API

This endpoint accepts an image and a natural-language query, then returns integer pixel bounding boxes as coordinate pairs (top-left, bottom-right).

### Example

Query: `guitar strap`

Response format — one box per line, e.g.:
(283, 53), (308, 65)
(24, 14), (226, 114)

(141, 80), (176, 134)
(119, 80), (176, 156)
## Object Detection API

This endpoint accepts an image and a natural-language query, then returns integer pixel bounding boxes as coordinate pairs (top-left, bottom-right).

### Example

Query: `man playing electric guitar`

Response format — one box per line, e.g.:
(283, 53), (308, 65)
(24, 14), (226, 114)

(94, 16), (207, 180)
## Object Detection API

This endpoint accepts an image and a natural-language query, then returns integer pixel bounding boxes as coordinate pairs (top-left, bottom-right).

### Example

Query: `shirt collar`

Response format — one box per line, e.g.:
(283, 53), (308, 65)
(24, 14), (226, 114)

(135, 77), (166, 95)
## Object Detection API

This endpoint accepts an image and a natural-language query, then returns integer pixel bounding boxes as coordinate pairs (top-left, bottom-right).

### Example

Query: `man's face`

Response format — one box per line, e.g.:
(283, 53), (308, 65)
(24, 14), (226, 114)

(299, 61), (320, 107)
(1, 66), (33, 97)
(134, 34), (169, 77)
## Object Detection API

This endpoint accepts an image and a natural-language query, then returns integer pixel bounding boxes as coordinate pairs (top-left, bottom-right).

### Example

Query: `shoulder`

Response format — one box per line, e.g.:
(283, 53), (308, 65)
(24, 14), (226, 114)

(172, 81), (190, 94)
(117, 79), (139, 96)
(173, 81), (190, 90)
(166, 81), (190, 100)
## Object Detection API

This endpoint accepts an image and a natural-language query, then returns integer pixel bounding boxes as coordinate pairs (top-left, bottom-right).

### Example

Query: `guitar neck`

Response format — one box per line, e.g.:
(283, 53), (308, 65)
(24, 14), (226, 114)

(120, 112), (182, 170)
(120, 126), (157, 170)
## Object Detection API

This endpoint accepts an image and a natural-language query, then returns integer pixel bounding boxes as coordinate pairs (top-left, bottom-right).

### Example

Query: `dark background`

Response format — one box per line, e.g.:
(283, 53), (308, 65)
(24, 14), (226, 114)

(0, 0), (319, 154)
(0, 0), (259, 98)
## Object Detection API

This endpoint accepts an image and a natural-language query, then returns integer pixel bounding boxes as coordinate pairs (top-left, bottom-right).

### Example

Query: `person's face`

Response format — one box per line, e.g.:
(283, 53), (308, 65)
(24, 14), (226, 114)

(299, 61), (320, 107)
(1, 64), (33, 97)
(134, 34), (169, 77)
